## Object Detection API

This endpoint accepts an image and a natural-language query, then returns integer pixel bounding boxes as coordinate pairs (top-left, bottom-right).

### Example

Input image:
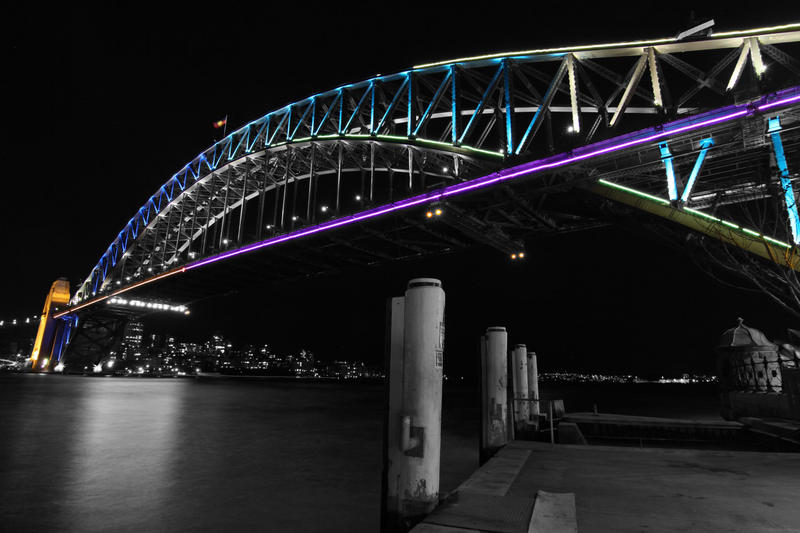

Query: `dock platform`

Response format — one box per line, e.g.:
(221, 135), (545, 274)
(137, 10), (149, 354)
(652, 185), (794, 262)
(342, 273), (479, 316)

(413, 440), (800, 532)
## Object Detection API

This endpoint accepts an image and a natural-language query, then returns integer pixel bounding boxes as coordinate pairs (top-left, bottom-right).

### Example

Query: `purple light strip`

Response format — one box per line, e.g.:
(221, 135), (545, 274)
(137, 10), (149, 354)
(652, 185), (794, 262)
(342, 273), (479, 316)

(758, 93), (800, 111)
(185, 86), (800, 271)
(440, 109), (749, 197)
(186, 195), (436, 269)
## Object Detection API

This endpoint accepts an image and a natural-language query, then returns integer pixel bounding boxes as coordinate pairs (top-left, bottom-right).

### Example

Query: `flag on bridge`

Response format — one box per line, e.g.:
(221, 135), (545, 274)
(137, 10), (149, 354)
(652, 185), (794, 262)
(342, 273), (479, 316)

(212, 117), (227, 129)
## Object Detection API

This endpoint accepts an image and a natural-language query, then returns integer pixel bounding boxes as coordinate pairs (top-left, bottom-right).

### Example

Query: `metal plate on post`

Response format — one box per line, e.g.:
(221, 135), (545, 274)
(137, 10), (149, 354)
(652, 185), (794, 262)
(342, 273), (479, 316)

(405, 426), (425, 457)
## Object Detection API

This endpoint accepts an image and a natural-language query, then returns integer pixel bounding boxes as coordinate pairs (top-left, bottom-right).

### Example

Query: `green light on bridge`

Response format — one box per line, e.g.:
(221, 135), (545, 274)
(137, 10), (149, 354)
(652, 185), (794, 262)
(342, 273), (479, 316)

(266, 134), (503, 159)
(597, 179), (793, 250)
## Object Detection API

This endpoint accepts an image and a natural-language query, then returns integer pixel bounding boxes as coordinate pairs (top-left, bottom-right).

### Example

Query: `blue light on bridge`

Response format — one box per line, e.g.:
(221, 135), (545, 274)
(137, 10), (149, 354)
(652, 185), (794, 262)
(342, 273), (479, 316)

(659, 142), (678, 202)
(768, 116), (800, 244)
(680, 138), (714, 203)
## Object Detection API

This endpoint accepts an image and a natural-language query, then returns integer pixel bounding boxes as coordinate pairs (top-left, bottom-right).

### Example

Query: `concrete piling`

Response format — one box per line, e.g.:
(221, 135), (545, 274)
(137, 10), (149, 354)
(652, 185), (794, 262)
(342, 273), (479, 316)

(512, 344), (529, 432)
(527, 351), (540, 419)
(480, 327), (508, 463)
(382, 278), (446, 532)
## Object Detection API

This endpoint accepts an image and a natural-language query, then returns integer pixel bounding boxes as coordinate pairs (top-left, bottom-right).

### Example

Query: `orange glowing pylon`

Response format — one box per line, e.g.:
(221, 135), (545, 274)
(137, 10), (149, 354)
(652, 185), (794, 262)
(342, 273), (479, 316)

(30, 279), (71, 371)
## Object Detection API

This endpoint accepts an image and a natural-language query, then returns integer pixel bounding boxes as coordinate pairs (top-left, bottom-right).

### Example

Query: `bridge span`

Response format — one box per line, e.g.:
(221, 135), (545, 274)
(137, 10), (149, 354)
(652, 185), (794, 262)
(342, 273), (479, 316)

(28, 23), (800, 370)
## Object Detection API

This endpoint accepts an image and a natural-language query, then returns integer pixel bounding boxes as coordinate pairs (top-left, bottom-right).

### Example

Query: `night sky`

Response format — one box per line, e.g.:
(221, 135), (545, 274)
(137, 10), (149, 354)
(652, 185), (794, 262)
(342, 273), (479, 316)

(3, 4), (798, 377)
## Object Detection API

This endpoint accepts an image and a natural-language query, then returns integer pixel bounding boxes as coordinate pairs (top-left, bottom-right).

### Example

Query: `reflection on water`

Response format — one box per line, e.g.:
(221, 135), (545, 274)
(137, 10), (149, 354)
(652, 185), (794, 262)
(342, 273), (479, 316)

(66, 381), (181, 531)
(0, 375), (479, 532)
(0, 375), (716, 532)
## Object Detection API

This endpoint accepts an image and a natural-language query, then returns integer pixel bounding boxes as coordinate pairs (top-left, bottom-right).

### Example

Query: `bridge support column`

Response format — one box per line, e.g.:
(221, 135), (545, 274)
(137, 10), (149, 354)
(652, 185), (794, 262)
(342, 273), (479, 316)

(480, 326), (508, 464)
(30, 279), (71, 371)
(511, 344), (529, 433)
(382, 278), (445, 533)
(528, 351), (540, 422)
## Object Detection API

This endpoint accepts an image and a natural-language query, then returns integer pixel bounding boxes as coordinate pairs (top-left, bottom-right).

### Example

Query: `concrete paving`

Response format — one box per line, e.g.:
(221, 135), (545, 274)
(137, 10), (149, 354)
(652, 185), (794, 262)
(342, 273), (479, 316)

(415, 440), (800, 532)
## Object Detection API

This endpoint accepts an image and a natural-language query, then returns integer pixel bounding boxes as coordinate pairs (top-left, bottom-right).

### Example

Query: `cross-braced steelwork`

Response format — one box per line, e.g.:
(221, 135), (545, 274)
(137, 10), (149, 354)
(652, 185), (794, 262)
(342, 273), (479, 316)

(65, 23), (800, 316)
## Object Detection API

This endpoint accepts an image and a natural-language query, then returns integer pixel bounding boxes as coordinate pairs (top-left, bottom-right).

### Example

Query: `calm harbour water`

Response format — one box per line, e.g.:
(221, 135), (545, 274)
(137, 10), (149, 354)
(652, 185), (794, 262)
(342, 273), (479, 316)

(0, 375), (717, 532)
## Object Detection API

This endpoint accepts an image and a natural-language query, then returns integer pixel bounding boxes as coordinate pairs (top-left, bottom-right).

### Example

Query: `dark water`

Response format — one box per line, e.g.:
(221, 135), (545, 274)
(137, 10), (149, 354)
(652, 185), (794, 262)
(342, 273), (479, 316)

(0, 375), (717, 532)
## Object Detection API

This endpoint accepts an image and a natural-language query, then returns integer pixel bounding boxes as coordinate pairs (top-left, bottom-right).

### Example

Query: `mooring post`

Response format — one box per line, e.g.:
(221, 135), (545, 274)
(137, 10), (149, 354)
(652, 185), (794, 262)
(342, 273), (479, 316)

(480, 327), (508, 463)
(512, 344), (529, 433)
(382, 278), (446, 532)
(507, 348), (515, 443)
(527, 351), (540, 421)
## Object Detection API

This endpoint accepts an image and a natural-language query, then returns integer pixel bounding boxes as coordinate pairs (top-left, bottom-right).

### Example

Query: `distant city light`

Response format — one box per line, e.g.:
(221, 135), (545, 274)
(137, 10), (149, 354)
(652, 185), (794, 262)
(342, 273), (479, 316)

(355, 195), (361, 201)
(107, 297), (189, 314)
(320, 205), (328, 212)
(54, 363), (65, 372)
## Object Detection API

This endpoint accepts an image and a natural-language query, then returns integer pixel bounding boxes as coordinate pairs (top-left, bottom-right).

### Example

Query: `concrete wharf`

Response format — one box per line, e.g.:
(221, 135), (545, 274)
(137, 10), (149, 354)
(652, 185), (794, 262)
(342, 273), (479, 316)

(412, 440), (800, 532)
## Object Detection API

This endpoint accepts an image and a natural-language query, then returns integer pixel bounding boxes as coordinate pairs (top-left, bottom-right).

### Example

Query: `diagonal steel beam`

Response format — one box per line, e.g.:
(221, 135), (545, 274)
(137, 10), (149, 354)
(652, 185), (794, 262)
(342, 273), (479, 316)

(610, 53), (649, 127)
(515, 57), (569, 155)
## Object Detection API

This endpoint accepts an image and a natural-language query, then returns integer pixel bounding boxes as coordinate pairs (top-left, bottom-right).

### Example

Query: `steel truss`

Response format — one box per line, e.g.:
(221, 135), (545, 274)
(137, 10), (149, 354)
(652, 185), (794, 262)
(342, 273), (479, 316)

(75, 24), (800, 303)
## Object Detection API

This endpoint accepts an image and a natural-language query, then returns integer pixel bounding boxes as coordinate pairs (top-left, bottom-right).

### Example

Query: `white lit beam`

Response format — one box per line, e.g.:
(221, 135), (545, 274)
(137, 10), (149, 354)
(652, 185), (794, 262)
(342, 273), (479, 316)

(648, 47), (663, 108)
(610, 53), (648, 127)
(727, 40), (751, 91)
(749, 37), (766, 77)
(676, 19), (715, 41)
(567, 54), (580, 133)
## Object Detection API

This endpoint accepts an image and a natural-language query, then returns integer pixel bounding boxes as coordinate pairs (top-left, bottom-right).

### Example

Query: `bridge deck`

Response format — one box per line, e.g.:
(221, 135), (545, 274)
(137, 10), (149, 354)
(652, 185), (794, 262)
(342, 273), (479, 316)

(414, 440), (800, 532)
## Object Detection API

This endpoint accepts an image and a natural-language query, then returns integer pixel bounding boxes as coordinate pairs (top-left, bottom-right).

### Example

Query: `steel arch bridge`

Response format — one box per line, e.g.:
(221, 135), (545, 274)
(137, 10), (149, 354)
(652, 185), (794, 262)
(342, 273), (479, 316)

(34, 23), (800, 369)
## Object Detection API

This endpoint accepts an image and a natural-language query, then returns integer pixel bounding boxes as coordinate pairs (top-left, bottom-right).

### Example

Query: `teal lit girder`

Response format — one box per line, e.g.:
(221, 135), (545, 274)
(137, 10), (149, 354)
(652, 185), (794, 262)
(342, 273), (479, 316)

(768, 116), (800, 244)
(75, 24), (800, 304)
(659, 137), (715, 202)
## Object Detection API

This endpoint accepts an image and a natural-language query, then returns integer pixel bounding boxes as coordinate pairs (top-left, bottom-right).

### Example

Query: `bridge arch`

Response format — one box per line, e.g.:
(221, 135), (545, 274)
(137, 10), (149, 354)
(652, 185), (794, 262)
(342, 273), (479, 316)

(72, 24), (800, 309)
